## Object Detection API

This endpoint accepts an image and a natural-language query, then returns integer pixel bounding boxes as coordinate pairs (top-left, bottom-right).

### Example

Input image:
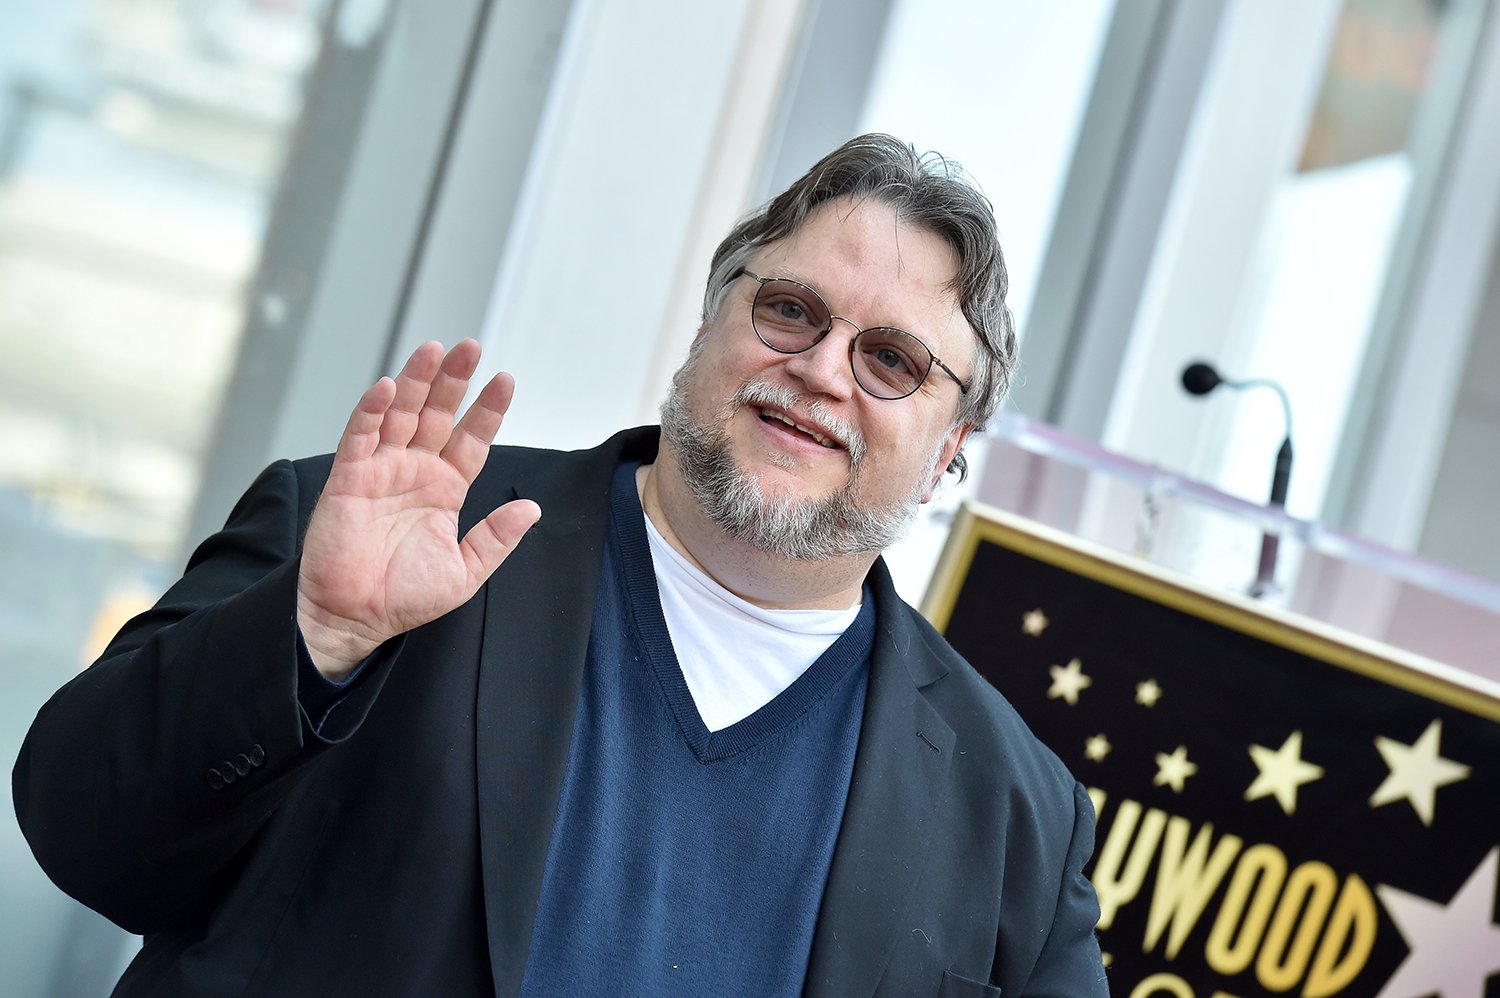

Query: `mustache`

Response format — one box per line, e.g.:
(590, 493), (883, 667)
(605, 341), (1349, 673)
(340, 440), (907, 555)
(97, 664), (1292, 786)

(729, 379), (867, 466)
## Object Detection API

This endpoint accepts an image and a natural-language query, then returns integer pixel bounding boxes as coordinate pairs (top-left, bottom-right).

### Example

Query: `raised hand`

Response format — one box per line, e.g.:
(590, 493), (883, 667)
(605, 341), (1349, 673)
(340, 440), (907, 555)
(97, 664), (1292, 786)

(295, 340), (541, 678)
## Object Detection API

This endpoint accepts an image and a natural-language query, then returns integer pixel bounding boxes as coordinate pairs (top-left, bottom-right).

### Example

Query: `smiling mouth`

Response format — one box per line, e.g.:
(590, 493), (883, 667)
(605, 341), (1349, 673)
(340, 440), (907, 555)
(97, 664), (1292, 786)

(756, 407), (842, 449)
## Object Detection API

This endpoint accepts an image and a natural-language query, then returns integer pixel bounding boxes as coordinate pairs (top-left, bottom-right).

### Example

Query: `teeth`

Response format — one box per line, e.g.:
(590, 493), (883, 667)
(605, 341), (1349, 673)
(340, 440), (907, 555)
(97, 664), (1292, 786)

(765, 409), (838, 448)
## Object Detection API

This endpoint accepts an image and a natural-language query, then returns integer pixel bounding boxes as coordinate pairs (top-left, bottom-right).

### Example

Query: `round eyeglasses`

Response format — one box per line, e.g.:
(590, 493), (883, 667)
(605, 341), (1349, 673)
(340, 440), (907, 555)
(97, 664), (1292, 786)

(736, 270), (971, 400)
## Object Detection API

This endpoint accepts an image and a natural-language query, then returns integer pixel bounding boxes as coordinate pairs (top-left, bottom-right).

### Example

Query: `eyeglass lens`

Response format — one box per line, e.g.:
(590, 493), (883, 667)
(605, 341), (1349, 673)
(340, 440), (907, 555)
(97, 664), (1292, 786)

(751, 278), (933, 400)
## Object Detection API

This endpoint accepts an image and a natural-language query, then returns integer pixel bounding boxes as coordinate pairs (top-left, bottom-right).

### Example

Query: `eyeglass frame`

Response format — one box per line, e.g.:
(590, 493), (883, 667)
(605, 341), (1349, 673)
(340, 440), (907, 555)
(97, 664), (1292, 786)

(734, 269), (971, 400)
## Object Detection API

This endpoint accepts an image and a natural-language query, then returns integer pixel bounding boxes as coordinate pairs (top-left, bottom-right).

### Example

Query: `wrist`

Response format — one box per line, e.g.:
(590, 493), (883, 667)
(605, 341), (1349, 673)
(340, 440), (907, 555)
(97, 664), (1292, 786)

(296, 602), (382, 681)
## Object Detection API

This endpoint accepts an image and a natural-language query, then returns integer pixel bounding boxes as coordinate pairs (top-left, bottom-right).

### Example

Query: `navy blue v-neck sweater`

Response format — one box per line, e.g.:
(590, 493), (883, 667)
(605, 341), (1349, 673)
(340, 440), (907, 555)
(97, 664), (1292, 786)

(519, 463), (874, 997)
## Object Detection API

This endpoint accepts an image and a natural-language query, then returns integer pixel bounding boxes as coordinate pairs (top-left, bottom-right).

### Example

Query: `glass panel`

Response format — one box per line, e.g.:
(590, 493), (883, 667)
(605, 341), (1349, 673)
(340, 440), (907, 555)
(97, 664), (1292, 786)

(1203, 0), (1455, 520)
(858, 0), (1115, 335)
(1, 0), (327, 991)
(858, 0), (1116, 601)
(971, 413), (1500, 685)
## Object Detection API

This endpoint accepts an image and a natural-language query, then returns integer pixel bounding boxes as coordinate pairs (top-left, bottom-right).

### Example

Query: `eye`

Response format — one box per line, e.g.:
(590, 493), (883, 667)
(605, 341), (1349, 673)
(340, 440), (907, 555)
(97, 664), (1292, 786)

(773, 298), (809, 324)
(868, 343), (921, 377)
(854, 329), (931, 396)
(754, 282), (825, 333)
(864, 339), (918, 378)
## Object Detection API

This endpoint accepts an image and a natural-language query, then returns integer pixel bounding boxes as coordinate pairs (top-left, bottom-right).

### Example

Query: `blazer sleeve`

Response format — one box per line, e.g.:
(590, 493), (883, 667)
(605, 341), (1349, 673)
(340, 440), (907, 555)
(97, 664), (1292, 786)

(11, 458), (398, 934)
(1019, 780), (1109, 995)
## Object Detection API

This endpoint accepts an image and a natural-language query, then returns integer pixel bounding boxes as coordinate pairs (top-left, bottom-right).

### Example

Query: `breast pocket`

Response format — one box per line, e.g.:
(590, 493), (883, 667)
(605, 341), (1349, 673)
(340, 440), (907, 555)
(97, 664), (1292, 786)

(939, 968), (1001, 997)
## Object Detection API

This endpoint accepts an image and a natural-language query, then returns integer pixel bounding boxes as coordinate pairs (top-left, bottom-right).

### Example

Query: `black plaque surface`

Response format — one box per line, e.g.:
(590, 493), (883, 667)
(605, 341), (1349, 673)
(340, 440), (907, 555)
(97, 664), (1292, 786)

(923, 505), (1500, 998)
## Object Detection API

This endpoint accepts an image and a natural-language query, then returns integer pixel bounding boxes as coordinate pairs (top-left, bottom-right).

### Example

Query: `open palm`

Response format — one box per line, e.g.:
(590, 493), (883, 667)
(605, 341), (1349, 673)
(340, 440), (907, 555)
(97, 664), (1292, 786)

(296, 340), (541, 678)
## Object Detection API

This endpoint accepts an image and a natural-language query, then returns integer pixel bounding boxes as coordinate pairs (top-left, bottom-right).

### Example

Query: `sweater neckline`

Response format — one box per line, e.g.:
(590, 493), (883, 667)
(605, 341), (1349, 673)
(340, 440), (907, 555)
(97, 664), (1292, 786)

(608, 462), (874, 763)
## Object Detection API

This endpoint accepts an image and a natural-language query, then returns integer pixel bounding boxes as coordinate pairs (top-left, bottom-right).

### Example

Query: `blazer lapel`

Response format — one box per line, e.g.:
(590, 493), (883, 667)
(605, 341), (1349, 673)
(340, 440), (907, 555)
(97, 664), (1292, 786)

(803, 561), (955, 998)
(470, 427), (660, 996)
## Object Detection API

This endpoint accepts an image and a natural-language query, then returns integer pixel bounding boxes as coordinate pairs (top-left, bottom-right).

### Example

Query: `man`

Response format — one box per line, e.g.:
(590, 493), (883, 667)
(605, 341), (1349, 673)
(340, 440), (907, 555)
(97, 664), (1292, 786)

(15, 134), (1106, 996)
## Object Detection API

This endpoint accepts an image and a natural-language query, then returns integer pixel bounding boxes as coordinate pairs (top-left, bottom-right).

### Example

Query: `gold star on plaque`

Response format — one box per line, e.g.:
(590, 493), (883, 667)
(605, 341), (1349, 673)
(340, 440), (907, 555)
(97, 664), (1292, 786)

(1021, 608), (1049, 636)
(1135, 679), (1162, 707)
(1154, 745), (1197, 793)
(1245, 731), (1324, 815)
(1084, 734), (1112, 762)
(1369, 719), (1471, 826)
(1047, 658), (1092, 705)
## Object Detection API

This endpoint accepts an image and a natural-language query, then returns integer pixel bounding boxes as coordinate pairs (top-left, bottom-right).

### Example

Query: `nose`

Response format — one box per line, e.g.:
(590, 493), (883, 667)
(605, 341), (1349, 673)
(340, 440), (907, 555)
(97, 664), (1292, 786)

(782, 317), (858, 400)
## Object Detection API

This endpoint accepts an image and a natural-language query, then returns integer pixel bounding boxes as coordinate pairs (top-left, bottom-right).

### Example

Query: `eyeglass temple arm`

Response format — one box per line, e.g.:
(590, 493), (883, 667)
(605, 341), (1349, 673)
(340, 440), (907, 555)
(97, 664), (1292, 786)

(933, 356), (970, 394)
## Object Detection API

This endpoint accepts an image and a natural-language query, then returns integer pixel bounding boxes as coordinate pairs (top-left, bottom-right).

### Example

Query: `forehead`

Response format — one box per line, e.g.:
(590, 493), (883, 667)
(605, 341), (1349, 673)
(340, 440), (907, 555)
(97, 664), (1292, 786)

(754, 198), (973, 360)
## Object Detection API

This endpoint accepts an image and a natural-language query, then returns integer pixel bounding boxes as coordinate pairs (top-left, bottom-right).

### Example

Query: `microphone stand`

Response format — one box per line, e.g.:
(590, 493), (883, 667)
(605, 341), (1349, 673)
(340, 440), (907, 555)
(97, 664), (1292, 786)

(1235, 377), (1293, 598)
(1180, 363), (1294, 599)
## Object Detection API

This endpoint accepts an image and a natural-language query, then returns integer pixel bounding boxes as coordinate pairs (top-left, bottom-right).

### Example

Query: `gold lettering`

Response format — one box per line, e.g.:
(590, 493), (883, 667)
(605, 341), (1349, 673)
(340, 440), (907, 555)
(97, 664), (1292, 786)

(1304, 874), (1377, 997)
(1205, 844), (1288, 974)
(1091, 800), (1373, 995)
(1257, 862), (1337, 991)
(1092, 800), (1167, 930)
(1131, 973), (1195, 998)
(1145, 816), (1243, 959)
(1125, 974), (1243, 998)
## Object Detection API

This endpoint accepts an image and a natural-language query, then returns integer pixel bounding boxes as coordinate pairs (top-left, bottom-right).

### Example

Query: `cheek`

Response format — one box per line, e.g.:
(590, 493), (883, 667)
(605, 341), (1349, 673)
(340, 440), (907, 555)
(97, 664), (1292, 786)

(861, 419), (928, 477)
(698, 325), (765, 381)
(899, 418), (963, 483)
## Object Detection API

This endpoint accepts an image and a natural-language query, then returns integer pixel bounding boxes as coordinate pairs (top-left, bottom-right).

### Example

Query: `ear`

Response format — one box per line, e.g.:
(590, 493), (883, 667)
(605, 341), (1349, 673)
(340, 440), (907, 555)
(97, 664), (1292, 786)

(921, 422), (973, 504)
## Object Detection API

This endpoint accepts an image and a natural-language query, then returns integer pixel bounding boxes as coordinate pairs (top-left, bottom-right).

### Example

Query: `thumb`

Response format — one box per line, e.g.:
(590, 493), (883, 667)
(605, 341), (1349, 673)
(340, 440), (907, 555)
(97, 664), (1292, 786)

(459, 499), (542, 586)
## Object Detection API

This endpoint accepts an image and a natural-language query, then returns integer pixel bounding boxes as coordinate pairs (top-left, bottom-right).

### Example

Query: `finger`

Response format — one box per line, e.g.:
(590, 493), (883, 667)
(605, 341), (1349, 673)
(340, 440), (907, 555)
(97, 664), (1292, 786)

(409, 339), (482, 453)
(441, 372), (515, 483)
(333, 376), (397, 464)
(459, 499), (542, 588)
(379, 341), (445, 449)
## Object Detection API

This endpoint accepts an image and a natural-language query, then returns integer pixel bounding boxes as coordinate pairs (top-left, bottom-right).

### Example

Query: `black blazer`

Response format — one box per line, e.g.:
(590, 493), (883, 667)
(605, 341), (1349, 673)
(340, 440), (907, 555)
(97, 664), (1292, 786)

(15, 427), (1105, 997)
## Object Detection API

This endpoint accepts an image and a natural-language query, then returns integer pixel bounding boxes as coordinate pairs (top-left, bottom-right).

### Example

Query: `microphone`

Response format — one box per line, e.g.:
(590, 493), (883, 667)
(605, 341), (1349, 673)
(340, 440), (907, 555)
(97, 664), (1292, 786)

(1180, 362), (1222, 396)
(1179, 360), (1294, 597)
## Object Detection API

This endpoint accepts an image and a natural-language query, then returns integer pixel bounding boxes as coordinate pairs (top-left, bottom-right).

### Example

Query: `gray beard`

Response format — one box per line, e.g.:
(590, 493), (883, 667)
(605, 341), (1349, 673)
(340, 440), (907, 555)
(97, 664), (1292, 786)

(658, 359), (935, 561)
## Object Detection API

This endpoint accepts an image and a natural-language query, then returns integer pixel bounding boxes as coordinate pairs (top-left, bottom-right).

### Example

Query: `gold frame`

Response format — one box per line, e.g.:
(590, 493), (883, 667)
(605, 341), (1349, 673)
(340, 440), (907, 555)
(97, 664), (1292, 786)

(921, 503), (1500, 722)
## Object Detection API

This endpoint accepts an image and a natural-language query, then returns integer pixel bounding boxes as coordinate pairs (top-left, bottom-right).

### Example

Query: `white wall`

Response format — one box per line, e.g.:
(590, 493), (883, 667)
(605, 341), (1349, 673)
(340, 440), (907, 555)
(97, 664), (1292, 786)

(466, 0), (803, 452)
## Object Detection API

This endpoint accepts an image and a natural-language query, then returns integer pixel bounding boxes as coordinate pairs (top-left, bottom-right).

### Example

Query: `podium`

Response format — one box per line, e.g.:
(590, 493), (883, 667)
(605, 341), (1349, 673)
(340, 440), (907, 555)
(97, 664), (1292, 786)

(923, 415), (1500, 997)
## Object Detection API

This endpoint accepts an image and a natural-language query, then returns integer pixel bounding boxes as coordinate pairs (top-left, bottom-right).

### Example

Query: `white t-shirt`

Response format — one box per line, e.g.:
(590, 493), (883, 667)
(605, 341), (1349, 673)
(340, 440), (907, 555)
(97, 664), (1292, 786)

(641, 514), (863, 732)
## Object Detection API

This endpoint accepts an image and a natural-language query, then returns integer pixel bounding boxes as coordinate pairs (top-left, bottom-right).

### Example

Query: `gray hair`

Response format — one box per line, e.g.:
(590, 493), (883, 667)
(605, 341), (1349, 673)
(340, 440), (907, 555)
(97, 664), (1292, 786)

(700, 133), (1017, 481)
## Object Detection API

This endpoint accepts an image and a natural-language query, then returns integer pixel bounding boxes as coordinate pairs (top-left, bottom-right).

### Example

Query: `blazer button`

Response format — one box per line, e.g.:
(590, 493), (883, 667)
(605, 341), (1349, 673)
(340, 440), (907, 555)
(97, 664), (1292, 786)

(220, 763), (238, 785)
(231, 755), (251, 776)
(249, 744), (266, 767)
(206, 768), (225, 790)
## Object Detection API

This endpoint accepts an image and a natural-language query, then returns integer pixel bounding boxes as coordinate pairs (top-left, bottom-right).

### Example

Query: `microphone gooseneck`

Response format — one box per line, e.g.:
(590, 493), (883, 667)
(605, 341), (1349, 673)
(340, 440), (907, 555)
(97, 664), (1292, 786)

(1180, 360), (1293, 447)
(1178, 360), (1296, 597)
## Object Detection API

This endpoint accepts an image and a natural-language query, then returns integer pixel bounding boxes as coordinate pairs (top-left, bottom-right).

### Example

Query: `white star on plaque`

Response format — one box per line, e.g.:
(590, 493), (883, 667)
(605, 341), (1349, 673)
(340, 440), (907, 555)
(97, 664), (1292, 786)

(1369, 719), (1471, 826)
(1375, 848), (1500, 998)
(1021, 609), (1049, 637)
(1047, 658), (1092, 706)
(1154, 745), (1197, 793)
(1245, 731), (1325, 816)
